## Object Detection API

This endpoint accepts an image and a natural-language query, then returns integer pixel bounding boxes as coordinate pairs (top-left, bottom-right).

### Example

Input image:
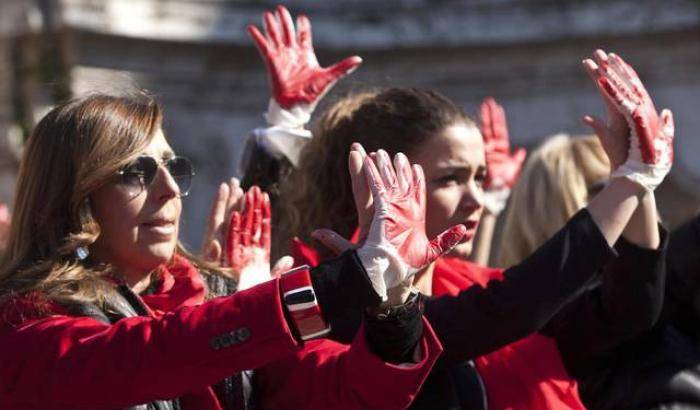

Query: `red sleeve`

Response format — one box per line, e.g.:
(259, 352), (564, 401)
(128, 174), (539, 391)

(255, 317), (443, 410)
(0, 279), (299, 409)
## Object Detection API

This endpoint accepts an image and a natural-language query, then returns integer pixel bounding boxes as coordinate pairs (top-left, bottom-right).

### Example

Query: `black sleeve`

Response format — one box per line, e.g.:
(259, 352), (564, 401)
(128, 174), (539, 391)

(665, 215), (700, 341)
(309, 250), (383, 343)
(424, 208), (617, 363)
(544, 225), (668, 377)
(363, 293), (424, 364)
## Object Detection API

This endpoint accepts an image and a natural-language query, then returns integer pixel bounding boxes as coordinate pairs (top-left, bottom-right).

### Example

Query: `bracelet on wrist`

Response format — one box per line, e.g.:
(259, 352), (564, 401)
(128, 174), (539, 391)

(280, 265), (331, 341)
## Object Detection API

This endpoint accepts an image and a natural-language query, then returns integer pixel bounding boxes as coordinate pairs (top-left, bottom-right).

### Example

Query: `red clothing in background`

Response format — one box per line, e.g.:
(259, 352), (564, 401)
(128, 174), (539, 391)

(434, 256), (585, 410)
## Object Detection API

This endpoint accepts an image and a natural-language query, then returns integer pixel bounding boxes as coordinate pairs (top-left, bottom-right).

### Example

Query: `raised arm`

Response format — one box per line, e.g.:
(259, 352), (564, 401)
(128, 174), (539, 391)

(240, 6), (362, 192)
(471, 97), (526, 265)
(544, 49), (673, 377)
(581, 49), (673, 246)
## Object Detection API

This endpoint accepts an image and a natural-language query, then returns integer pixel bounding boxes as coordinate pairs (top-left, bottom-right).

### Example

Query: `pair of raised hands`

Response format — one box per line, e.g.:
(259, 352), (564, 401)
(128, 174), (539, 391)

(582, 49), (674, 190)
(201, 180), (292, 290)
(203, 154), (466, 303)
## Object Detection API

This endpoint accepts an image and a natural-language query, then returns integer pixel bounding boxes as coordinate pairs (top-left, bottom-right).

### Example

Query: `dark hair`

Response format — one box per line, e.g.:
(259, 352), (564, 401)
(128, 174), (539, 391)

(276, 87), (475, 259)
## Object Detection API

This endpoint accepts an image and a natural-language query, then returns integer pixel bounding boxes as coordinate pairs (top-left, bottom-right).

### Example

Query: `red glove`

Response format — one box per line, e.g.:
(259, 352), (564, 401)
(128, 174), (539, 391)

(247, 5), (362, 110)
(226, 186), (292, 290)
(479, 97), (526, 214)
(356, 148), (467, 300)
(584, 50), (674, 191)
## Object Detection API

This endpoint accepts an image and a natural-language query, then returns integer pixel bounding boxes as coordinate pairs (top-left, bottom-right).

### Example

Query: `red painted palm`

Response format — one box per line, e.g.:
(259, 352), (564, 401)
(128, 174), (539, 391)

(225, 186), (280, 290)
(587, 49), (674, 190)
(248, 5), (362, 109)
(357, 150), (466, 299)
(479, 97), (526, 190)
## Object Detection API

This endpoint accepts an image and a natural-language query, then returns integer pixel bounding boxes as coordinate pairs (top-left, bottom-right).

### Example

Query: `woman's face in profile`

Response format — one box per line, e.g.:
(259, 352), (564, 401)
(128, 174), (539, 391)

(90, 128), (183, 277)
(412, 123), (486, 259)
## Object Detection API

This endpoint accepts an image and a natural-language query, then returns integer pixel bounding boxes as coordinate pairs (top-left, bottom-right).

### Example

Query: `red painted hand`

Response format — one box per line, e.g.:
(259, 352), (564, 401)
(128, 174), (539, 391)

(365, 149), (466, 272)
(599, 52), (667, 163)
(479, 97), (526, 190)
(248, 5), (362, 109)
(354, 148), (465, 300)
(583, 50), (674, 190)
(226, 186), (274, 290)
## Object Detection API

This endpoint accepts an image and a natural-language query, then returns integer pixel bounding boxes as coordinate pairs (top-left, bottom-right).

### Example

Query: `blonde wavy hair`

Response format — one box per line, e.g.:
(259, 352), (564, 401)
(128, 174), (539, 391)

(497, 134), (610, 268)
(0, 94), (218, 311)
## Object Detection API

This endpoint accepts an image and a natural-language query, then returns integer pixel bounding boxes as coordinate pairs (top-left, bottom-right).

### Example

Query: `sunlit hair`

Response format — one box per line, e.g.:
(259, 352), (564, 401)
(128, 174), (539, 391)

(276, 87), (476, 260)
(497, 134), (610, 268)
(0, 93), (219, 310)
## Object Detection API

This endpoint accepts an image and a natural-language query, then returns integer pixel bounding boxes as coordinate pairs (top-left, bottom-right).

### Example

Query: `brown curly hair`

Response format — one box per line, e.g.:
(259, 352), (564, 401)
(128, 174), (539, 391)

(275, 87), (475, 260)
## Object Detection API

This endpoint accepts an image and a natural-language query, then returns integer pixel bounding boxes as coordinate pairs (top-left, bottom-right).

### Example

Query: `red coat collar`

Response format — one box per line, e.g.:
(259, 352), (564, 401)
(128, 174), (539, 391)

(140, 254), (206, 315)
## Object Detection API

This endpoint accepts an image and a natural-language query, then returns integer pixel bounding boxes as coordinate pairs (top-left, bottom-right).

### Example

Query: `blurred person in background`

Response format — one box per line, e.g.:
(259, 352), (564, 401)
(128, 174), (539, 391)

(497, 134), (610, 268)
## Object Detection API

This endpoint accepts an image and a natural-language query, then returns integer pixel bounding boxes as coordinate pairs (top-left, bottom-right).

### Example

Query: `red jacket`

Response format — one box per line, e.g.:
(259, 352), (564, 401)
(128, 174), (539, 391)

(0, 255), (442, 409)
(256, 321), (442, 409)
(434, 256), (585, 410)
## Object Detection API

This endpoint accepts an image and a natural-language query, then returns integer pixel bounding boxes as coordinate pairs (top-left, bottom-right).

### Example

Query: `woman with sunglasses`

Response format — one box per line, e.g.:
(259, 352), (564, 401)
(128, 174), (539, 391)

(0, 93), (456, 409)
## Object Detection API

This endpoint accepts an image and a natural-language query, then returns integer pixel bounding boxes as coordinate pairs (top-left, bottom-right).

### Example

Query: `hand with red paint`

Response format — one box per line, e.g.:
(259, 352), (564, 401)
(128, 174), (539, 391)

(479, 97), (527, 214)
(201, 178), (244, 264)
(353, 146), (467, 300)
(248, 5), (362, 112)
(226, 186), (293, 290)
(582, 49), (674, 191)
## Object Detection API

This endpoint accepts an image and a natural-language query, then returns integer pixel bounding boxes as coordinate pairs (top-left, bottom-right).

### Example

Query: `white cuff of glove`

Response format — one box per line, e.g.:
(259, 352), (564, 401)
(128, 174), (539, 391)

(611, 162), (669, 192)
(356, 244), (408, 302)
(252, 126), (312, 167)
(482, 187), (511, 215)
(250, 99), (314, 167)
(611, 135), (672, 191)
(264, 99), (313, 129)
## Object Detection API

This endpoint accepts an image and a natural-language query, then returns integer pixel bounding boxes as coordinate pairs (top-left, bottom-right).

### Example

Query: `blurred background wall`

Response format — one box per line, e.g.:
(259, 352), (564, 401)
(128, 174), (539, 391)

(1, 0), (699, 254)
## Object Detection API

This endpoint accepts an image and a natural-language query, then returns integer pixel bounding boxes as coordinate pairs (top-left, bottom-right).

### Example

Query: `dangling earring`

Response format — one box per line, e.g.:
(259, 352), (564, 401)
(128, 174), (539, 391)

(75, 198), (93, 261)
(75, 246), (89, 260)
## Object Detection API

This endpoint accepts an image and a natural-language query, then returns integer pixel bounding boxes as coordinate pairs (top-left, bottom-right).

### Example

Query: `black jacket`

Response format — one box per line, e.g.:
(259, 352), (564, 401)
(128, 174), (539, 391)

(564, 216), (700, 410)
(413, 210), (667, 410)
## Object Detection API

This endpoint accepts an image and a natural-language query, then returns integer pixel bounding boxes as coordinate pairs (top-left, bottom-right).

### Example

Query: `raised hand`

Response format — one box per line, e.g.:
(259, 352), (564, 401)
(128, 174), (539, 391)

(479, 97), (527, 214)
(248, 5), (362, 110)
(226, 186), (293, 290)
(582, 49), (674, 191)
(201, 178), (244, 264)
(355, 147), (467, 300)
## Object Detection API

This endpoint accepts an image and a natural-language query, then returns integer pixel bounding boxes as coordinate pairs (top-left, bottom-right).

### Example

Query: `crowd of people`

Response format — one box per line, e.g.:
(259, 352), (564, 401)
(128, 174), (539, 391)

(0, 4), (696, 409)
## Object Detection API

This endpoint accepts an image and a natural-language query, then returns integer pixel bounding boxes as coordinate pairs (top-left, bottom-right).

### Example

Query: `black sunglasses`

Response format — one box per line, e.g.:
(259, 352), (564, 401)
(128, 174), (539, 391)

(117, 155), (195, 197)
